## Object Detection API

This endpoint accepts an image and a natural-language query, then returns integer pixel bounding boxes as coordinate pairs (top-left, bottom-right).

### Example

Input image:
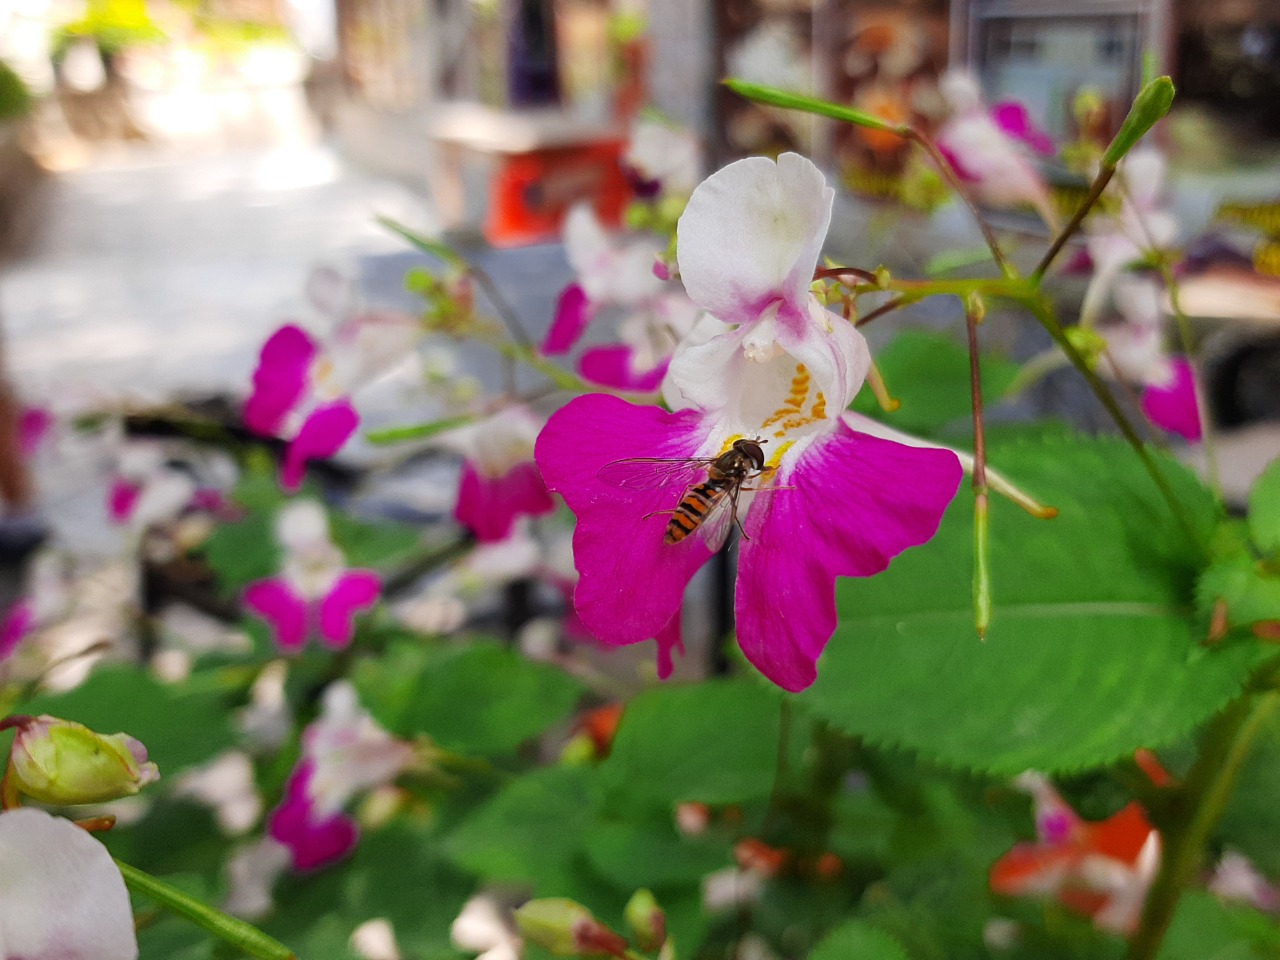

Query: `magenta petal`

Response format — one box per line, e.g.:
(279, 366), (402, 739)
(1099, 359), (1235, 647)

(1141, 357), (1203, 442)
(244, 577), (311, 652)
(992, 101), (1055, 156)
(455, 460), (555, 543)
(268, 761), (358, 871)
(107, 478), (141, 523)
(245, 324), (318, 436)
(736, 424), (963, 692)
(317, 570), (382, 649)
(937, 139), (981, 183)
(18, 407), (52, 459)
(654, 611), (684, 680)
(579, 345), (668, 392)
(280, 400), (359, 493)
(543, 284), (593, 355)
(0, 598), (34, 661)
(535, 394), (715, 646)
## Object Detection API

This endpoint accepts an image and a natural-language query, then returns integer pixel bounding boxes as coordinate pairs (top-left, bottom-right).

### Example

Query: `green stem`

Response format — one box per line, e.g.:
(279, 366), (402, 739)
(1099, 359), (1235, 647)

(487, 338), (655, 403)
(115, 859), (296, 960)
(965, 294), (992, 638)
(904, 130), (1017, 278)
(1006, 347), (1072, 396)
(1033, 165), (1116, 281)
(1016, 294), (1207, 554)
(1126, 687), (1280, 960)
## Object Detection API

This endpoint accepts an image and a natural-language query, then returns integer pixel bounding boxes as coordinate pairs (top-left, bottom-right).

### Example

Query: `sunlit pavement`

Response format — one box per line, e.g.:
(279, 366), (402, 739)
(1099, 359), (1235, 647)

(1, 139), (435, 404)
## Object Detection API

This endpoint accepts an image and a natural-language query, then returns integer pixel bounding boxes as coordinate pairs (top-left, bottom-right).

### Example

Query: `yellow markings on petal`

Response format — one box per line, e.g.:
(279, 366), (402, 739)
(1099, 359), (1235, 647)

(811, 390), (826, 420)
(765, 441), (794, 469)
(760, 364), (812, 430)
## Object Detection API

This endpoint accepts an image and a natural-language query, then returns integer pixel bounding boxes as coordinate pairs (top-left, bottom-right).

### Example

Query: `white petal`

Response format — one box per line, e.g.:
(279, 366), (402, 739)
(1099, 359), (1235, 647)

(677, 153), (833, 325)
(451, 895), (513, 953)
(223, 837), (291, 920)
(275, 500), (331, 552)
(129, 470), (197, 529)
(305, 681), (413, 815)
(0, 807), (138, 960)
(351, 918), (402, 960)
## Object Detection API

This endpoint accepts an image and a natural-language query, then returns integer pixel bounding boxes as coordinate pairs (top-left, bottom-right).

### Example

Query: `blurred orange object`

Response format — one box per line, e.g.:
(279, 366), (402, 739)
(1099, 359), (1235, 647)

(486, 140), (631, 247)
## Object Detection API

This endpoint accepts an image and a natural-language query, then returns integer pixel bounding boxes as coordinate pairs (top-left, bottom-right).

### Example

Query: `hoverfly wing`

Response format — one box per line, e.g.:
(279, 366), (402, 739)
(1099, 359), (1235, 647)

(596, 457), (714, 491)
(697, 493), (738, 552)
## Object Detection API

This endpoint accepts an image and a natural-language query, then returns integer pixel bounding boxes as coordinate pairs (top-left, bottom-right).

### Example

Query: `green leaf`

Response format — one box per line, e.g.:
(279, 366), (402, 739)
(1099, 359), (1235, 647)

(344, 820), (476, 956)
(597, 679), (782, 813)
(365, 415), (476, 445)
(327, 513), (423, 570)
(1158, 891), (1280, 960)
(851, 330), (1019, 437)
(798, 435), (1261, 776)
(723, 78), (905, 134)
(377, 216), (465, 267)
(442, 765), (596, 894)
(1198, 555), (1280, 628)
(20, 668), (236, 777)
(811, 920), (909, 960)
(584, 818), (730, 890)
(353, 641), (586, 756)
(1101, 76), (1175, 169)
(1248, 457), (1280, 556)
(201, 510), (278, 593)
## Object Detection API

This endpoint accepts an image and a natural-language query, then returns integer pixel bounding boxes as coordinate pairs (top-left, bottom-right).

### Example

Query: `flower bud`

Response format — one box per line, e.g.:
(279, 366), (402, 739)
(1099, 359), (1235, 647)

(624, 889), (666, 952)
(514, 898), (595, 955)
(8, 715), (160, 805)
(515, 899), (629, 958)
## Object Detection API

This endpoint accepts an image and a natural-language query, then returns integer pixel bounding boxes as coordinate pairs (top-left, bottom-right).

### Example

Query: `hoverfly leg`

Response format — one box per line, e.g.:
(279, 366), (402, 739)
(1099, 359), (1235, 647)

(642, 508), (678, 520)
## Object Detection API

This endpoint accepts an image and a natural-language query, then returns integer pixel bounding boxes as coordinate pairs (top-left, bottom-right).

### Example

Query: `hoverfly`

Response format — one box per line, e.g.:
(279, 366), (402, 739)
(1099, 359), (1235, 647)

(597, 438), (774, 549)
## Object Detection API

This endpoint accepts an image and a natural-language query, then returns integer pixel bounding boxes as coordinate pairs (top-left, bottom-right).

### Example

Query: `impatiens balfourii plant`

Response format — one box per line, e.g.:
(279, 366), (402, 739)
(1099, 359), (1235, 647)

(5, 66), (1280, 960)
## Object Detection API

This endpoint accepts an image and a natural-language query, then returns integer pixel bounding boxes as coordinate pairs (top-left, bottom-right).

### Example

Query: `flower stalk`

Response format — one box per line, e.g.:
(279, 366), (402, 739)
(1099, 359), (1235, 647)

(965, 294), (992, 637)
(115, 858), (297, 960)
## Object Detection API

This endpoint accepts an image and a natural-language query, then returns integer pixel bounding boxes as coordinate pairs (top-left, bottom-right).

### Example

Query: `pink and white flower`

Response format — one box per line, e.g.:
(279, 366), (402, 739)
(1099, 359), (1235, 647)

(622, 119), (701, 200)
(542, 204), (697, 393)
(990, 772), (1161, 935)
(107, 439), (234, 530)
(243, 500), (381, 653)
(267, 680), (413, 871)
(1082, 149), (1179, 323)
(0, 806), (138, 959)
(536, 154), (962, 691)
(441, 406), (556, 543)
(1210, 851), (1280, 912)
(543, 205), (666, 355)
(1096, 276), (1202, 442)
(245, 269), (420, 492)
(936, 72), (1058, 229)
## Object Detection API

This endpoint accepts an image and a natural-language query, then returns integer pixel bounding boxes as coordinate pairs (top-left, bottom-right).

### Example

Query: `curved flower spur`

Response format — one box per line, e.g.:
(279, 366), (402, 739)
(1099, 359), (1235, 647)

(537, 153), (963, 692)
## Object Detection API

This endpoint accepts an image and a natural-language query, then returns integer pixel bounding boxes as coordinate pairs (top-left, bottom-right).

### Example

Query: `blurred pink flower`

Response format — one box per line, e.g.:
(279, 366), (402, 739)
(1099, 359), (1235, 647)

(244, 500), (381, 652)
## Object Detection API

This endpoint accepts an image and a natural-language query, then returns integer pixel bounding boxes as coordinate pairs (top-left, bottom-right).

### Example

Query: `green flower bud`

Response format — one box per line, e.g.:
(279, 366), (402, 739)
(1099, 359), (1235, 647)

(7, 715), (160, 805)
(514, 898), (595, 955)
(624, 888), (666, 952)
